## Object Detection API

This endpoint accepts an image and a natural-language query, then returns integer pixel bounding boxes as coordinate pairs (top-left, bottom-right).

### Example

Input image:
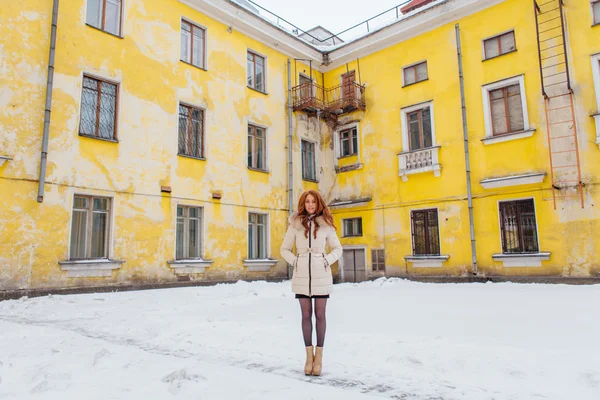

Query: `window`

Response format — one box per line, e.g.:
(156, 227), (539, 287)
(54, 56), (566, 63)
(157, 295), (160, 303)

(483, 31), (516, 59)
(372, 249), (385, 272)
(301, 140), (316, 181)
(79, 75), (118, 140)
(176, 206), (202, 259)
(411, 209), (440, 256)
(339, 127), (358, 157)
(247, 51), (266, 92)
(248, 124), (266, 171)
(180, 20), (206, 69)
(248, 213), (267, 259)
(403, 61), (428, 86)
(407, 107), (432, 150)
(499, 199), (539, 254)
(86, 0), (123, 36)
(343, 218), (362, 237)
(489, 84), (524, 136)
(482, 76), (529, 140)
(70, 195), (111, 259)
(593, 1), (600, 25)
(178, 104), (204, 158)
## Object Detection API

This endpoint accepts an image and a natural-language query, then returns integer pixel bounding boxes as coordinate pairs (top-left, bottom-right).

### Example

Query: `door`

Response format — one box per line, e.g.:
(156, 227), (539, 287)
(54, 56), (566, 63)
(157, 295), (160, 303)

(298, 74), (313, 107)
(342, 248), (366, 283)
(341, 70), (356, 101)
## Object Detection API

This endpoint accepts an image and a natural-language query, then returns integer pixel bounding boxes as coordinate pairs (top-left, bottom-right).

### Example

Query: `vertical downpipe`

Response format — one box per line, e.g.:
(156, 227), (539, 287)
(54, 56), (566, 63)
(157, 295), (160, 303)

(287, 59), (294, 279)
(455, 23), (478, 275)
(37, 0), (59, 203)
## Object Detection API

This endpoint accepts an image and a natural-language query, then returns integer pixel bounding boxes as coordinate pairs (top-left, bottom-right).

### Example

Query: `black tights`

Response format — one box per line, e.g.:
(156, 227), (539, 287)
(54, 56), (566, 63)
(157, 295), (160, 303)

(299, 298), (328, 347)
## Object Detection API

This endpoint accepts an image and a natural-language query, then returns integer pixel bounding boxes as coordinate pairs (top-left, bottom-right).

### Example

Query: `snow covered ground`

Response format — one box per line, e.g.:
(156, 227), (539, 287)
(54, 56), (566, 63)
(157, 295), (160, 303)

(1, 278), (599, 400)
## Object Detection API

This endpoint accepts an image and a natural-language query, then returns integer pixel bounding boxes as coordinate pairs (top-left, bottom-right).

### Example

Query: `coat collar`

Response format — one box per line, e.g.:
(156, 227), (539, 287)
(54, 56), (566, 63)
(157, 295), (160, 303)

(289, 211), (329, 229)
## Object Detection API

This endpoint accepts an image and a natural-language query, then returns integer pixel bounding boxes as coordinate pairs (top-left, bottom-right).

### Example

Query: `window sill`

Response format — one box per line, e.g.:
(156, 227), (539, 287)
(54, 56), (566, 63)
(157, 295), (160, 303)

(337, 154), (358, 160)
(243, 258), (278, 272)
(85, 23), (123, 39)
(335, 163), (363, 173)
(405, 255), (450, 268)
(342, 235), (363, 238)
(0, 155), (12, 167)
(167, 259), (214, 274)
(180, 60), (207, 71)
(402, 78), (429, 88)
(302, 177), (319, 183)
(248, 166), (270, 174)
(247, 86), (268, 95)
(481, 129), (535, 145)
(492, 252), (551, 267)
(480, 172), (546, 189)
(58, 259), (125, 277)
(79, 133), (119, 143)
(482, 49), (517, 62)
(178, 153), (206, 161)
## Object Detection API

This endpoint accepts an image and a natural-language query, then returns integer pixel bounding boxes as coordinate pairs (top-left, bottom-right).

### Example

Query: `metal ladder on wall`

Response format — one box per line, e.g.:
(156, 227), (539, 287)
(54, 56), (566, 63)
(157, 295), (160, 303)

(534, 0), (584, 209)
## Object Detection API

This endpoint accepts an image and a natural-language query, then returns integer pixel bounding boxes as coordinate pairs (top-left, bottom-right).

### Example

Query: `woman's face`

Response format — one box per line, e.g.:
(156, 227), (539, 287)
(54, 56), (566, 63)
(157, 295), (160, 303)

(305, 194), (317, 214)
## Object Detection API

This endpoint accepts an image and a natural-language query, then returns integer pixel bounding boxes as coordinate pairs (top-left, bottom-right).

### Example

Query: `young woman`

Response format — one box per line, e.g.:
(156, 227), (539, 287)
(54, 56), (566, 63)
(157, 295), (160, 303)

(280, 190), (343, 376)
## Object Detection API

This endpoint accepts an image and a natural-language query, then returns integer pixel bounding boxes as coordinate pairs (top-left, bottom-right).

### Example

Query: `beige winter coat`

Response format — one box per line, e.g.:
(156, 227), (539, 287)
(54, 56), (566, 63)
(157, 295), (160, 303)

(280, 212), (343, 296)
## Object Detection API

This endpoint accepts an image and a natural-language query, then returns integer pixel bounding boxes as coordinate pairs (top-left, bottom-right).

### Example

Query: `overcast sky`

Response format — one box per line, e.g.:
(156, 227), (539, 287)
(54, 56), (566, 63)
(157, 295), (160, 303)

(248, 0), (406, 37)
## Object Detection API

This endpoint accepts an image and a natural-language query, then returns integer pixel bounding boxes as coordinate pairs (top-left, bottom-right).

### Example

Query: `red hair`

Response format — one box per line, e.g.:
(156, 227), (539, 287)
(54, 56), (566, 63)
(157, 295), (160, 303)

(297, 190), (336, 238)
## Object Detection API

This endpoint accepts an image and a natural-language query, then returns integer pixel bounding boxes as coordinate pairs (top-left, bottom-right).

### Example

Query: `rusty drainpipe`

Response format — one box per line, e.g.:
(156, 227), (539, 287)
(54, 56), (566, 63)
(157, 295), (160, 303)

(37, 0), (59, 203)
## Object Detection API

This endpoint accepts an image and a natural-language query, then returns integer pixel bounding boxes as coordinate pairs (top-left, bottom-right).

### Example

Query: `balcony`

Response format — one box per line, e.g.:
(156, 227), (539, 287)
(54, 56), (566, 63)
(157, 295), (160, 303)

(291, 81), (366, 116)
(397, 146), (441, 181)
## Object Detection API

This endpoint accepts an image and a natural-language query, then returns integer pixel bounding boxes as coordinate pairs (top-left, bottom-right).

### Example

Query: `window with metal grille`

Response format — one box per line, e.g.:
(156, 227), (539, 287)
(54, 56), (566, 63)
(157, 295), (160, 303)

(483, 31), (516, 59)
(70, 195), (111, 260)
(79, 75), (118, 140)
(407, 107), (432, 151)
(247, 51), (266, 92)
(176, 206), (202, 259)
(86, 0), (123, 36)
(499, 199), (539, 254)
(301, 140), (316, 181)
(593, 1), (600, 25)
(180, 20), (206, 69)
(343, 218), (362, 237)
(372, 249), (385, 271)
(248, 124), (266, 171)
(339, 127), (358, 157)
(411, 209), (440, 256)
(489, 84), (524, 136)
(178, 104), (204, 158)
(403, 61), (428, 86)
(248, 213), (267, 259)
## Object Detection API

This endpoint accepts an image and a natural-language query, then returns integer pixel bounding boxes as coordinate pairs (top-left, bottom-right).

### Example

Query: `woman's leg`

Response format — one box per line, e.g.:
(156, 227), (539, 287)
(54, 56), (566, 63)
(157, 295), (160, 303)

(299, 298), (313, 346)
(314, 298), (328, 347)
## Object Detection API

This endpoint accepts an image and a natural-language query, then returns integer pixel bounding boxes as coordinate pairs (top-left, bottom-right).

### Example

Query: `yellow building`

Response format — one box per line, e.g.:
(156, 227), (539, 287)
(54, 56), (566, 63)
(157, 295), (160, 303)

(1, 0), (599, 295)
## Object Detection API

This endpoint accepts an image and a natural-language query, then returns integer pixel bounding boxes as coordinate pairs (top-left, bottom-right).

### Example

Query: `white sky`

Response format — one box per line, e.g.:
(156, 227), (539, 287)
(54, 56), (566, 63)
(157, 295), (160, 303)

(248, 0), (407, 38)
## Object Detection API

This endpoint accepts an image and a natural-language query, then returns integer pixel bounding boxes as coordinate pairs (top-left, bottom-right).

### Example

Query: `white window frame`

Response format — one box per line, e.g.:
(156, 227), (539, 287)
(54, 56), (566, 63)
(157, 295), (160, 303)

(409, 207), (441, 257)
(402, 60), (428, 87)
(481, 75), (533, 144)
(592, 1), (600, 26)
(246, 49), (268, 94)
(67, 193), (115, 260)
(301, 138), (318, 182)
(247, 211), (271, 259)
(342, 217), (363, 237)
(404, 206), (449, 267)
(493, 197), (550, 267)
(175, 204), (204, 260)
(246, 121), (269, 172)
(591, 53), (600, 147)
(400, 100), (436, 152)
(333, 123), (361, 169)
(180, 18), (208, 70)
